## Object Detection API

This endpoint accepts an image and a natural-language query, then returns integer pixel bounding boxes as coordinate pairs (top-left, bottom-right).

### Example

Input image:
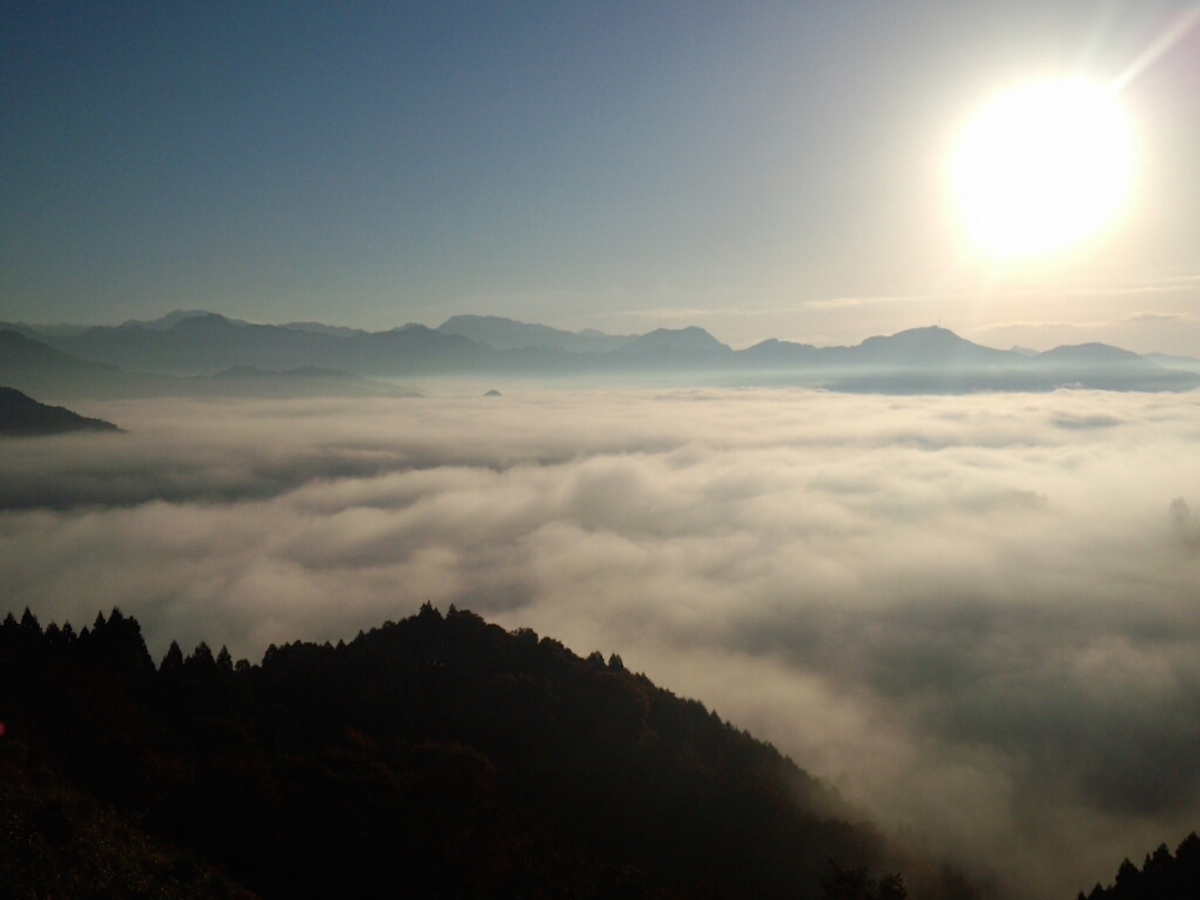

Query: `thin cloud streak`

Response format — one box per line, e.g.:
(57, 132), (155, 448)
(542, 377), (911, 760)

(2, 390), (1200, 899)
(971, 310), (1200, 334)
(1112, 3), (1200, 91)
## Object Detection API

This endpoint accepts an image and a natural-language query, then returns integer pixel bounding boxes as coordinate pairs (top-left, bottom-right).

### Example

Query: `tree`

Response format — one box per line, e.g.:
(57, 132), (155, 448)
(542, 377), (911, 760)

(824, 862), (908, 900)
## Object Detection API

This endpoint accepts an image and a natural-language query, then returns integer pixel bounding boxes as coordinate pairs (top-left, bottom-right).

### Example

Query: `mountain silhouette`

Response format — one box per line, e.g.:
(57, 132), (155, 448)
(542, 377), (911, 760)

(851, 326), (1017, 367)
(0, 329), (117, 373)
(613, 326), (735, 365)
(739, 327), (1196, 392)
(118, 309), (245, 330)
(438, 314), (636, 353)
(1032, 342), (1151, 368)
(0, 605), (975, 900)
(0, 386), (120, 435)
(0, 329), (412, 400)
(11, 315), (1199, 394)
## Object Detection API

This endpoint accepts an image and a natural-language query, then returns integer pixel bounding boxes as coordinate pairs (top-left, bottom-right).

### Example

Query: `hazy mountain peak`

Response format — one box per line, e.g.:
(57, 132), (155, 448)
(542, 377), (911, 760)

(119, 310), (245, 331)
(860, 325), (971, 347)
(438, 314), (634, 352)
(0, 329), (113, 370)
(1035, 342), (1150, 367)
(848, 325), (1014, 367)
(618, 326), (732, 355)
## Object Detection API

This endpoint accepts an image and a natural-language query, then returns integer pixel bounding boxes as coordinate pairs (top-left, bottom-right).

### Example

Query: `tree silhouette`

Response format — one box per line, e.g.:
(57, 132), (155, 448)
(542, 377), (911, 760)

(1080, 833), (1200, 900)
(0, 604), (972, 900)
(824, 861), (908, 900)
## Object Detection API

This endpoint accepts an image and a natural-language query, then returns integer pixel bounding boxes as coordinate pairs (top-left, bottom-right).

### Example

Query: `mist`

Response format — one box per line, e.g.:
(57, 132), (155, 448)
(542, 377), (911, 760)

(3, 388), (1199, 899)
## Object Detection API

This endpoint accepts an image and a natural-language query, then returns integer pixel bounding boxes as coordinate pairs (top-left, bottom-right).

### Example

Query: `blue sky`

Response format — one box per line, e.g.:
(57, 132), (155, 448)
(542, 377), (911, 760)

(2, 2), (1198, 350)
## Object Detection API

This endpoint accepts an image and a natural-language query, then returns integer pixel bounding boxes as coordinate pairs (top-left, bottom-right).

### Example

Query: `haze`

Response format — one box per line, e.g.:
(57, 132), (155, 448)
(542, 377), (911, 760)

(3, 3), (1200, 900)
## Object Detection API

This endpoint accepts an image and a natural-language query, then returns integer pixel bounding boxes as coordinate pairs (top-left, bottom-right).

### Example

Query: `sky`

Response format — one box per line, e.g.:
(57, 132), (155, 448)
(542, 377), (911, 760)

(2, 1), (1199, 351)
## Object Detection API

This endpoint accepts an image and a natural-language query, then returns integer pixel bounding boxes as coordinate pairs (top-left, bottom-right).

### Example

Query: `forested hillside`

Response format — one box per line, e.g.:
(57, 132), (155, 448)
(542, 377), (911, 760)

(1078, 834), (1200, 900)
(0, 605), (975, 900)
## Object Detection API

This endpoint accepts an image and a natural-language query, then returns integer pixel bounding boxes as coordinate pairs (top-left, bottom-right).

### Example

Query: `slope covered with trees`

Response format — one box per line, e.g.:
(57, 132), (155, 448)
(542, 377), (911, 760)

(1078, 834), (1200, 900)
(0, 385), (120, 435)
(0, 605), (974, 900)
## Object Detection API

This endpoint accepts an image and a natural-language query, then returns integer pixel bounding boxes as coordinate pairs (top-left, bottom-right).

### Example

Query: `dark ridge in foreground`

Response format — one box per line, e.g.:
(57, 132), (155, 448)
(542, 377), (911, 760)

(0, 385), (120, 435)
(0, 606), (975, 900)
(1078, 833), (1200, 900)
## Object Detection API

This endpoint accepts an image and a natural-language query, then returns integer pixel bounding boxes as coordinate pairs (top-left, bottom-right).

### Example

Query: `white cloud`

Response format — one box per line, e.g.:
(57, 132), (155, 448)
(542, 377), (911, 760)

(3, 388), (1200, 899)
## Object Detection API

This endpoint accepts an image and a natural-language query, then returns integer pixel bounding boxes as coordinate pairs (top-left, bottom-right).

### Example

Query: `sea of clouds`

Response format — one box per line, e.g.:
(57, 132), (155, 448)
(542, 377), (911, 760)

(3, 387), (1199, 899)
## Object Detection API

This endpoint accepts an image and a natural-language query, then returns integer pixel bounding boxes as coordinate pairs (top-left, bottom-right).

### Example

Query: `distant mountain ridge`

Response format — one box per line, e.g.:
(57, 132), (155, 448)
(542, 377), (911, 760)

(0, 328), (117, 373)
(119, 309), (242, 330)
(615, 326), (734, 363)
(0, 328), (413, 400)
(4, 314), (1198, 395)
(437, 314), (636, 353)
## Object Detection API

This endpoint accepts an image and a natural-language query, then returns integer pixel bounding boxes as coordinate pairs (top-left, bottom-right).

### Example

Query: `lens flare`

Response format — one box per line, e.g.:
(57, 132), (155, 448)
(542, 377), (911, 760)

(952, 79), (1135, 259)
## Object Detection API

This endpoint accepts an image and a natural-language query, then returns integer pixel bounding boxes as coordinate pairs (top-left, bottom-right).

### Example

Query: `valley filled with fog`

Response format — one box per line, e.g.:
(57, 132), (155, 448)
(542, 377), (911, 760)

(3, 387), (1199, 899)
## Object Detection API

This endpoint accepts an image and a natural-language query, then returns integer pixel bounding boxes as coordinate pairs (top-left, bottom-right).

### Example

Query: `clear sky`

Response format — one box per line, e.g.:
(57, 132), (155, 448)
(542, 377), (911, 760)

(3, 2), (1199, 351)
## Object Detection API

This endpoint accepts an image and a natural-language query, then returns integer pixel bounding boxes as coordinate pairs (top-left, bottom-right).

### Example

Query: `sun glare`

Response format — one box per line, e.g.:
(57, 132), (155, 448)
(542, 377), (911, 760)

(952, 79), (1135, 260)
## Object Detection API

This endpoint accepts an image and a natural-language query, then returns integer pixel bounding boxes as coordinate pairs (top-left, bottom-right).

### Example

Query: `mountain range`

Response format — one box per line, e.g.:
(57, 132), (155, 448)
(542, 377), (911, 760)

(2, 311), (1198, 398)
(0, 329), (416, 401)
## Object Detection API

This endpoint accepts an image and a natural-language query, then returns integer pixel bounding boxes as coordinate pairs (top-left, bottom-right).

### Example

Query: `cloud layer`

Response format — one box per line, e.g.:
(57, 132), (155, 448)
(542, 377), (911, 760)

(3, 388), (1200, 899)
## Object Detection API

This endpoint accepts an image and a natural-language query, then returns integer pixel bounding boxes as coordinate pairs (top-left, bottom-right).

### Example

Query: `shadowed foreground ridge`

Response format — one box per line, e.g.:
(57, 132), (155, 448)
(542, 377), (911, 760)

(0, 605), (976, 900)
(0, 385), (120, 435)
(1079, 833), (1200, 900)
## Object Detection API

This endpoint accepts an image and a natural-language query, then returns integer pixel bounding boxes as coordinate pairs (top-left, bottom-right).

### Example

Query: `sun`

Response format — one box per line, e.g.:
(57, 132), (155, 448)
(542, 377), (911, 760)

(951, 78), (1135, 260)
